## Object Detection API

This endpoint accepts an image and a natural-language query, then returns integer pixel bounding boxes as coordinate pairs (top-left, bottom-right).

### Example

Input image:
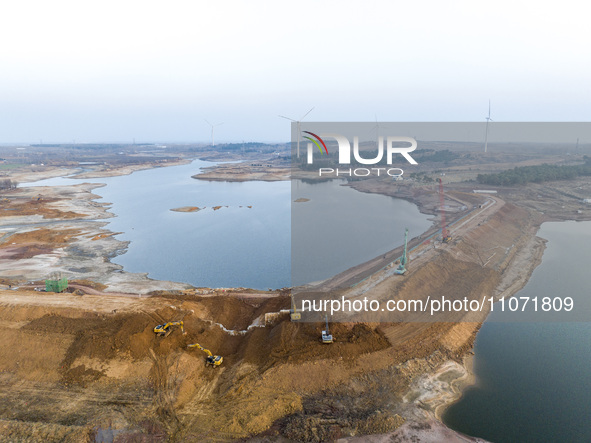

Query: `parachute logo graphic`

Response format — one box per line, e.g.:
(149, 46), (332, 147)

(302, 131), (328, 155)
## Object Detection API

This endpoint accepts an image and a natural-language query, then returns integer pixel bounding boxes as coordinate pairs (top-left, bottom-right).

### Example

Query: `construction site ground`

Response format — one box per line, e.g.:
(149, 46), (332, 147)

(0, 149), (590, 441)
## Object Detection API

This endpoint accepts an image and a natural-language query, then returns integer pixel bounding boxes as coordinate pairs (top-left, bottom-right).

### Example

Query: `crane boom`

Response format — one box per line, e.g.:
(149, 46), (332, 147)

(401, 228), (408, 266)
(395, 228), (409, 275)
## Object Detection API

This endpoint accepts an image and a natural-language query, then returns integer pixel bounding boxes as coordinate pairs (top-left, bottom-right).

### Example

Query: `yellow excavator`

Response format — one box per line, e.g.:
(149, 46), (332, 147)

(154, 320), (185, 337)
(187, 343), (223, 367)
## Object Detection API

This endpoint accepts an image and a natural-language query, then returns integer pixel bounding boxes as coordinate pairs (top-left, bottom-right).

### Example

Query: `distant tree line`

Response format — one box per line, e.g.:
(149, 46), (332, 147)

(222, 142), (279, 152)
(409, 172), (435, 182)
(477, 157), (591, 185)
(0, 179), (17, 190)
(412, 149), (460, 163)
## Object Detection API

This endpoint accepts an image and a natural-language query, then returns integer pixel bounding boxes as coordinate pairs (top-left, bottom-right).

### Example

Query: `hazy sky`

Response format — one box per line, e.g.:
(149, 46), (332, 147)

(1, 0), (590, 143)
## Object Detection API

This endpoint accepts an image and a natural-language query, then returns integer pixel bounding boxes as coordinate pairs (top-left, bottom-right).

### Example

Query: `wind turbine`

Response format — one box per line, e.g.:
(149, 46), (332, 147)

(278, 107), (314, 157)
(373, 114), (381, 149)
(205, 120), (223, 147)
(484, 100), (493, 153)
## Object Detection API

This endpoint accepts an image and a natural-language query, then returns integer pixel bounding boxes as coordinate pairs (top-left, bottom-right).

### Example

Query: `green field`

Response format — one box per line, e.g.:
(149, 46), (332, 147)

(0, 164), (20, 170)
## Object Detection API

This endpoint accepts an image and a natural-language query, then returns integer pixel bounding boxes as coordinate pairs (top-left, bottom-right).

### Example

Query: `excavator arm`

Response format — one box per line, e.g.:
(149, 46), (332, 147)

(187, 343), (223, 367)
(187, 343), (212, 356)
(154, 320), (184, 337)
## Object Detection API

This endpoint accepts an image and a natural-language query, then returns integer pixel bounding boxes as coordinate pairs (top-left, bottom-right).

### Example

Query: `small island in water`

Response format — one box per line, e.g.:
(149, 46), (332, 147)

(170, 205), (253, 212)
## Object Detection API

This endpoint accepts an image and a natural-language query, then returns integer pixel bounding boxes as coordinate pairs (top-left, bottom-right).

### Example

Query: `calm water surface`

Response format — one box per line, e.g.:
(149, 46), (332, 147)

(25, 162), (432, 289)
(443, 221), (591, 443)
(26, 160), (290, 289)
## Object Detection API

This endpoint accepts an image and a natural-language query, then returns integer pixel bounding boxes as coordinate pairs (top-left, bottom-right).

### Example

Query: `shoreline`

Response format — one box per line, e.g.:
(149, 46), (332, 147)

(1, 159), (293, 294)
(0, 166), (197, 294)
(2, 159), (590, 440)
(427, 217), (550, 427)
(434, 353), (476, 421)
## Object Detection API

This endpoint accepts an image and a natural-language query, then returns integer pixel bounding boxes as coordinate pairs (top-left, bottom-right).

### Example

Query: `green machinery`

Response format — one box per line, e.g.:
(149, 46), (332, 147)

(394, 228), (409, 275)
(45, 272), (68, 293)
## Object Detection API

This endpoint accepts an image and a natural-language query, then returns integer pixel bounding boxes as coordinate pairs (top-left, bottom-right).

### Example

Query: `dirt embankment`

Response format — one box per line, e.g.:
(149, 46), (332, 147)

(0, 290), (420, 441)
(0, 283), (495, 442)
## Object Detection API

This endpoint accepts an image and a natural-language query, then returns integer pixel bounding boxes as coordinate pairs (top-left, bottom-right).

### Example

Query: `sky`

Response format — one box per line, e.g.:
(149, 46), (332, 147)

(1, 0), (590, 143)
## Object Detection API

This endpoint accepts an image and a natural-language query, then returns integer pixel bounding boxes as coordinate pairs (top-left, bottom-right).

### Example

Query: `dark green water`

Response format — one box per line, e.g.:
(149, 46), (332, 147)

(443, 221), (591, 442)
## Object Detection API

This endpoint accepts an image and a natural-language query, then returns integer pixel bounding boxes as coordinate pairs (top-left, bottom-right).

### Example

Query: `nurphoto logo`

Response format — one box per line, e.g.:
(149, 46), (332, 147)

(302, 131), (418, 177)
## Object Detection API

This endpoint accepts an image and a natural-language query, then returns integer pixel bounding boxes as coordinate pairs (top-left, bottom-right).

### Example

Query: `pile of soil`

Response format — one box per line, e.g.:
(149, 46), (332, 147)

(240, 322), (390, 369)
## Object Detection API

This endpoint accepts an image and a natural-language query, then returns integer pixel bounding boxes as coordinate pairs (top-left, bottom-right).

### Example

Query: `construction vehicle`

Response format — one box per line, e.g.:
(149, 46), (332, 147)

(438, 178), (452, 243)
(45, 272), (68, 293)
(321, 315), (333, 344)
(187, 343), (223, 367)
(290, 292), (301, 321)
(154, 321), (185, 337)
(394, 228), (409, 275)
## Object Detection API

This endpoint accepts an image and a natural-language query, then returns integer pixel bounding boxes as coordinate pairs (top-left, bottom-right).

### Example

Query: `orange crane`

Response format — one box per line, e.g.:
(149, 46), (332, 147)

(438, 178), (452, 243)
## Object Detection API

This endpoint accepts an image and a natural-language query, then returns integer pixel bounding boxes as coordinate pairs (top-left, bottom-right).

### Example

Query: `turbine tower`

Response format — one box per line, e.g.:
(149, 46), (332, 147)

(279, 107), (314, 157)
(205, 120), (223, 147)
(373, 114), (381, 149)
(484, 100), (493, 153)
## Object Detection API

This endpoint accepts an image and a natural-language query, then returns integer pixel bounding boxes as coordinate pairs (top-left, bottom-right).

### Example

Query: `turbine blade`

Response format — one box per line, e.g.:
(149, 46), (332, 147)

(278, 115), (296, 122)
(300, 107), (315, 121)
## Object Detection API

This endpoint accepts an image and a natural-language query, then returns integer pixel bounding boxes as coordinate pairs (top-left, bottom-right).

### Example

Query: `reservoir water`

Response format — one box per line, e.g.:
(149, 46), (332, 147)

(443, 220), (591, 442)
(291, 179), (432, 286)
(24, 160), (431, 289)
(26, 160), (291, 289)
